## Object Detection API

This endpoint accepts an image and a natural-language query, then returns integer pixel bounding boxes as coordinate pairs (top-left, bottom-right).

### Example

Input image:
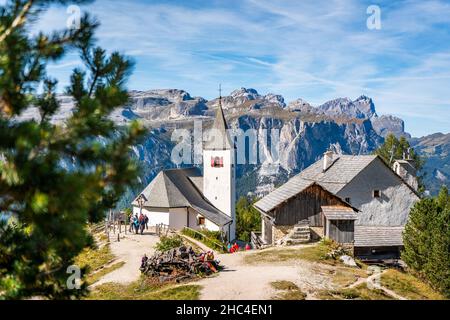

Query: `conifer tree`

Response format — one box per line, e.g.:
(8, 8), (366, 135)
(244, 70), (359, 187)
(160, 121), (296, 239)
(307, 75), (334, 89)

(402, 198), (437, 271)
(236, 196), (261, 242)
(0, 0), (144, 299)
(375, 134), (423, 169)
(427, 187), (450, 296)
(402, 186), (450, 297)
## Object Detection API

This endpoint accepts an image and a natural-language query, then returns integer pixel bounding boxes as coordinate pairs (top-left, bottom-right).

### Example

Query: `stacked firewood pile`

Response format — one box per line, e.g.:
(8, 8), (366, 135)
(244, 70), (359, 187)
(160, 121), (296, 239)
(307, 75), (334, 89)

(140, 246), (221, 283)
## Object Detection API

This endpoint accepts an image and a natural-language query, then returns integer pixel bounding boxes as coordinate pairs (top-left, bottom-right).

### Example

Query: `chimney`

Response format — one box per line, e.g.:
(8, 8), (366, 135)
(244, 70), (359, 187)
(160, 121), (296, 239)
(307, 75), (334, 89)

(323, 151), (334, 171)
(393, 159), (418, 191)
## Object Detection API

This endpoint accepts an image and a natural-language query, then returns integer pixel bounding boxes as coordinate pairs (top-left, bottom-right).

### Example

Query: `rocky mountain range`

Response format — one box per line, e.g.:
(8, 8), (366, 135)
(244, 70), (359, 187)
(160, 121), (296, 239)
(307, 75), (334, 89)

(16, 87), (449, 207)
(410, 133), (450, 195)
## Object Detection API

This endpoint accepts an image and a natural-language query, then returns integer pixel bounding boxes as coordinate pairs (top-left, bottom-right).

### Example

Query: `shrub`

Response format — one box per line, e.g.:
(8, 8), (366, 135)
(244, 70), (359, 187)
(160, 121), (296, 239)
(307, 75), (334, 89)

(154, 235), (184, 252)
(181, 228), (227, 253)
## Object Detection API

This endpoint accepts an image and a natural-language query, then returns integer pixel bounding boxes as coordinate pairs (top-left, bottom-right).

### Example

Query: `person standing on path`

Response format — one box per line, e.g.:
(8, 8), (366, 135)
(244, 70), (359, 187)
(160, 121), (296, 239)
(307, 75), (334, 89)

(129, 215), (135, 233)
(133, 214), (140, 234)
(139, 213), (145, 235)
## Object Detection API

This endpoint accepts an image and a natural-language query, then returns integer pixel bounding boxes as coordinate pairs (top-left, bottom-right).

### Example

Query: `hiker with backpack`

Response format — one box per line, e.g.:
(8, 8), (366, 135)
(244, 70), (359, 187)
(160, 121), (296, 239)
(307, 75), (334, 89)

(133, 214), (140, 234)
(139, 213), (146, 235)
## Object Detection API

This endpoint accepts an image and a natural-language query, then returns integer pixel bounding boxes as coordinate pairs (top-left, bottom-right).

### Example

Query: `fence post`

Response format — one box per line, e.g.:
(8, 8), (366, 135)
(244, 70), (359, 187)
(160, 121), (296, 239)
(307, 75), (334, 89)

(112, 211), (116, 234)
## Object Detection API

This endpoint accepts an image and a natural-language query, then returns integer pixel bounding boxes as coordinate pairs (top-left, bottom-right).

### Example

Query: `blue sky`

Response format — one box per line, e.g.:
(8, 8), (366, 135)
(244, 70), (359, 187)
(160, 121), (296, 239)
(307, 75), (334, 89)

(35, 0), (450, 137)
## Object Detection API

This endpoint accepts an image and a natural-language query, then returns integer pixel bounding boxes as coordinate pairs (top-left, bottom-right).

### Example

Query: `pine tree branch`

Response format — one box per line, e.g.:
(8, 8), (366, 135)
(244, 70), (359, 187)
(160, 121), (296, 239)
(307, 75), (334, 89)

(0, 0), (34, 43)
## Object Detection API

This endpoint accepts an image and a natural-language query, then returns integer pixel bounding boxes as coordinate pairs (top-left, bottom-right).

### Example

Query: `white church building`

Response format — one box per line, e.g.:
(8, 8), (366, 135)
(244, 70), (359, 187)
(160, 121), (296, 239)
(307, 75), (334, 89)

(132, 98), (236, 241)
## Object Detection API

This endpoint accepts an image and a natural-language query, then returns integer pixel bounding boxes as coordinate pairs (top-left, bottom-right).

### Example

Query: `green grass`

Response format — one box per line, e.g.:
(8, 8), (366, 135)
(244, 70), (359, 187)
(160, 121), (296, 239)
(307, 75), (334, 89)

(331, 267), (368, 287)
(85, 261), (125, 285)
(244, 240), (338, 265)
(75, 244), (115, 273)
(74, 233), (119, 286)
(87, 279), (201, 300)
(270, 281), (307, 300)
(271, 281), (300, 291)
(381, 269), (445, 300)
(317, 283), (392, 300)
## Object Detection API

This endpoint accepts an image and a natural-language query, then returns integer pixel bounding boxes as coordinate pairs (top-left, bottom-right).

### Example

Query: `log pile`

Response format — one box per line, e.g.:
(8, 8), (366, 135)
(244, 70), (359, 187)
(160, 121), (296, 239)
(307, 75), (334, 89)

(140, 246), (220, 283)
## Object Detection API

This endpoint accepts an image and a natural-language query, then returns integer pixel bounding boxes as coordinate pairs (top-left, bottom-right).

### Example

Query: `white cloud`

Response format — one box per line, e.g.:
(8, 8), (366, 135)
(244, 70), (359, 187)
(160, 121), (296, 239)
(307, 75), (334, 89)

(31, 0), (450, 135)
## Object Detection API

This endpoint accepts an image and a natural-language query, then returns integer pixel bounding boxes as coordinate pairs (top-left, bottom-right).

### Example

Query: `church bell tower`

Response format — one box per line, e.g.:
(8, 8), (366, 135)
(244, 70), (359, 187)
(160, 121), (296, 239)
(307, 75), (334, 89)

(203, 87), (236, 241)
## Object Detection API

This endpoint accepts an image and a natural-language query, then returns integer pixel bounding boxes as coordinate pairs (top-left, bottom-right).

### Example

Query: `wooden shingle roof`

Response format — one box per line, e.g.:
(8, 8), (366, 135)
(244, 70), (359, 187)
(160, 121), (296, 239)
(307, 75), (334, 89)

(322, 206), (358, 220)
(354, 226), (404, 247)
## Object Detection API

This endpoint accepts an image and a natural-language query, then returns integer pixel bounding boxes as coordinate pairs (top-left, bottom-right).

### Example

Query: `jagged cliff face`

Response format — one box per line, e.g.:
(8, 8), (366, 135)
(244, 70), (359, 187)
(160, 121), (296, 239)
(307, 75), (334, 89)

(410, 133), (450, 195)
(18, 87), (444, 205)
(115, 88), (391, 199)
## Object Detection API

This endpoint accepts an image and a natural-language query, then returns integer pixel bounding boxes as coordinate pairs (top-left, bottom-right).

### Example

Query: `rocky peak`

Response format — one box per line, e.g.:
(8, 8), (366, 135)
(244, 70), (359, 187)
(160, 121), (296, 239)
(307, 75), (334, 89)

(210, 88), (263, 111)
(230, 87), (260, 100)
(287, 98), (315, 113)
(130, 89), (192, 104)
(354, 95), (376, 118)
(317, 96), (377, 119)
(264, 93), (286, 108)
(371, 114), (409, 138)
(127, 89), (206, 120)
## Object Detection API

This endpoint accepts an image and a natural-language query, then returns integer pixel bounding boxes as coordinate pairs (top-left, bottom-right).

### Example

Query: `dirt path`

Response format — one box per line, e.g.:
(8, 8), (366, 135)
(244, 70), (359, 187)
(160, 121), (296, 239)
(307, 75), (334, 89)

(91, 230), (160, 288)
(194, 249), (334, 300)
(90, 232), (405, 300)
(345, 269), (407, 300)
(366, 270), (407, 300)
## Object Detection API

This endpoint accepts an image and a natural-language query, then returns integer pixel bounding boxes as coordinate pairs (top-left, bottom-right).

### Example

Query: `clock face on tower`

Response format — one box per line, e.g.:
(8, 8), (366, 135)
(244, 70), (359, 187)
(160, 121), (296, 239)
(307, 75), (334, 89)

(211, 156), (224, 168)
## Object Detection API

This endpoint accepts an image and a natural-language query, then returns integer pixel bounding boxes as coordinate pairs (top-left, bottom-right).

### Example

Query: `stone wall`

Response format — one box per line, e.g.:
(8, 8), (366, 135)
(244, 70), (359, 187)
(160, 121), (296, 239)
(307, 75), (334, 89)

(272, 225), (293, 244)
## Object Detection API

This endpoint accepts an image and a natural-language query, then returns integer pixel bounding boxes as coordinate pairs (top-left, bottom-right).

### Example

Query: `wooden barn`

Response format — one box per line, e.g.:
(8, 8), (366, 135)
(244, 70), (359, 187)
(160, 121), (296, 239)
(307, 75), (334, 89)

(253, 182), (357, 246)
(252, 151), (420, 259)
(322, 206), (357, 244)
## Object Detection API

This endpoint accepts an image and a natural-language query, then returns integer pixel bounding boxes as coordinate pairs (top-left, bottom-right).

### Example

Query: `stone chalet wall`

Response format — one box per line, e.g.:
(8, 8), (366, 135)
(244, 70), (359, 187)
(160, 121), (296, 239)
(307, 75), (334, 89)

(272, 225), (292, 244)
(272, 225), (324, 244)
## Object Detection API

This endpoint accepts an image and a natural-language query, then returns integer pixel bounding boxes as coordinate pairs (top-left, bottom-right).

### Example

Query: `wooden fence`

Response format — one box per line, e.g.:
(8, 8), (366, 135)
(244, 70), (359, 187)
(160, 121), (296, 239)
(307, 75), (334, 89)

(105, 210), (127, 242)
(155, 223), (170, 237)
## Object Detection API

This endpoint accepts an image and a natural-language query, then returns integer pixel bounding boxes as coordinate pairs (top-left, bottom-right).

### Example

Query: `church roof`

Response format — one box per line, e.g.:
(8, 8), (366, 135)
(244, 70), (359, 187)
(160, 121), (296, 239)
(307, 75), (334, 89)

(132, 167), (232, 227)
(204, 98), (233, 150)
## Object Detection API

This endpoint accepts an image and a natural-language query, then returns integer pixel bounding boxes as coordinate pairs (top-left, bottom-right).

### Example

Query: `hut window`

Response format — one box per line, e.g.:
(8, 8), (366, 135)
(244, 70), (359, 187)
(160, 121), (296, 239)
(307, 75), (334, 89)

(198, 217), (205, 225)
(345, 197), (351, 204)
(373, 190), (381, 198)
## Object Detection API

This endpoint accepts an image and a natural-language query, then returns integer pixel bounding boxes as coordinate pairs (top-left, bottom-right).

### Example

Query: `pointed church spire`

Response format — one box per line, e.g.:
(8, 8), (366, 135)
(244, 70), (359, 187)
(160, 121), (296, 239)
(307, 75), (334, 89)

(204, 85), (233, 150)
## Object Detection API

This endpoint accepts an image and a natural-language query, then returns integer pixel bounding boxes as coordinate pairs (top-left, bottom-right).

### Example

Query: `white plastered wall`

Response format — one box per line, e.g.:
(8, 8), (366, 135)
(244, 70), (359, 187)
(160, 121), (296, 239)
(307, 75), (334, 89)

(133, 206), (169, 226)
(203, 148), (236, 240)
